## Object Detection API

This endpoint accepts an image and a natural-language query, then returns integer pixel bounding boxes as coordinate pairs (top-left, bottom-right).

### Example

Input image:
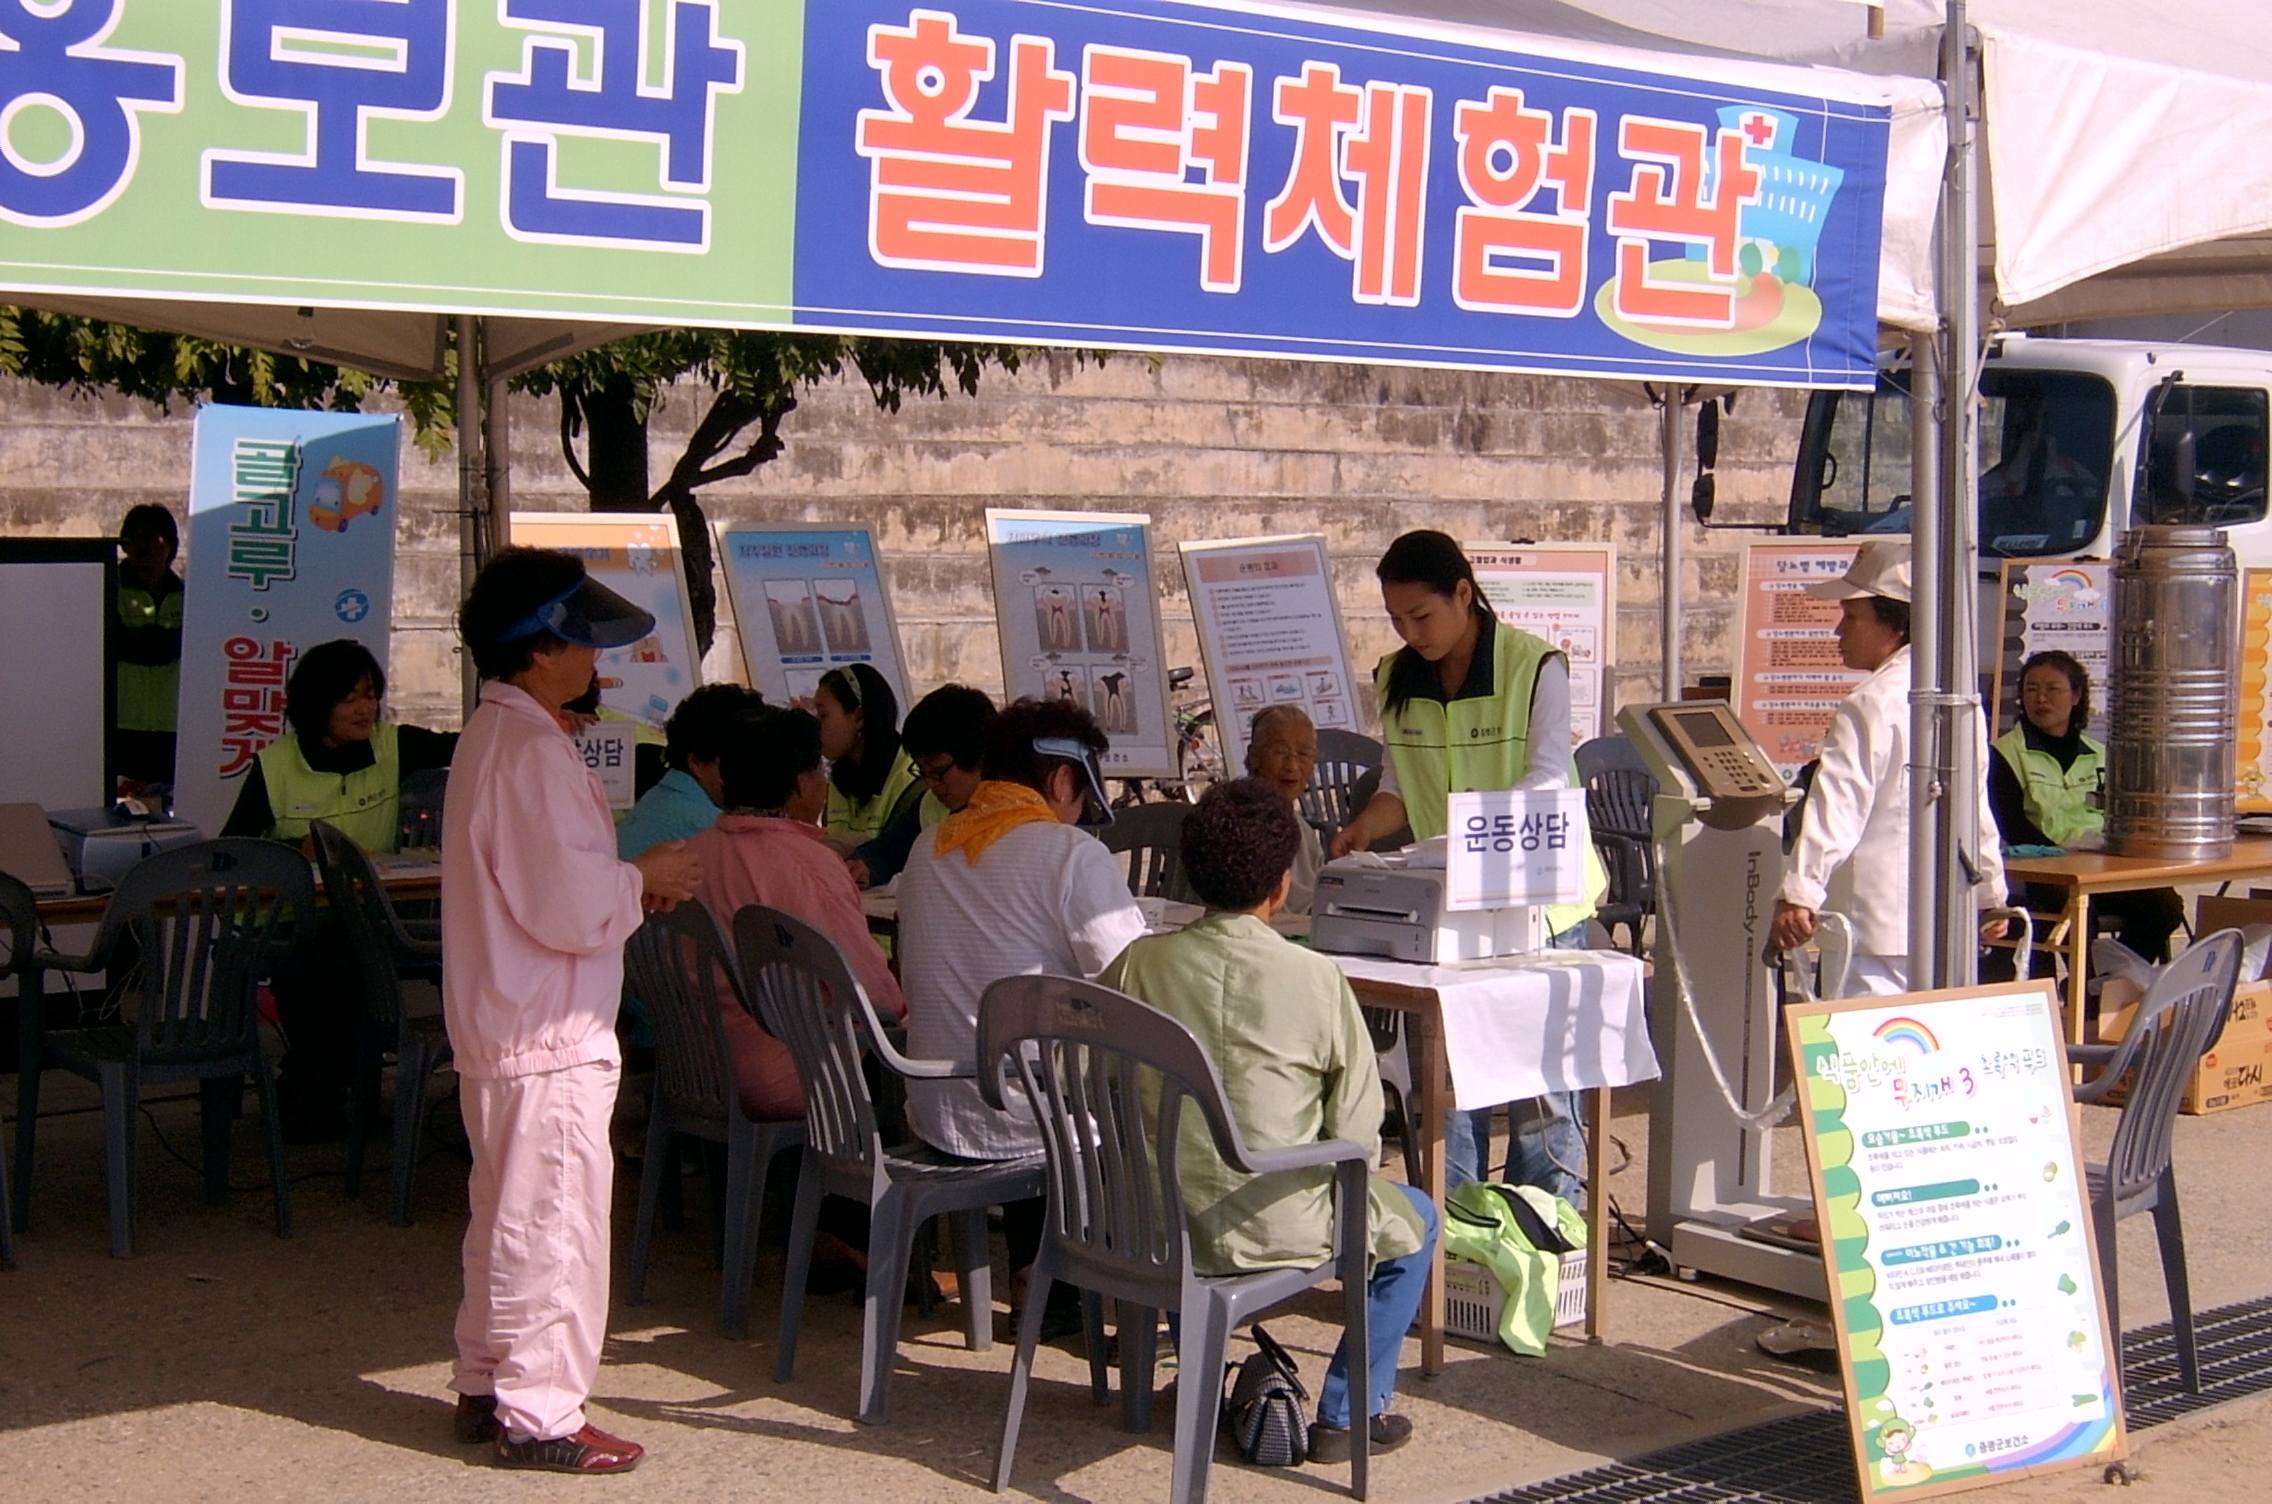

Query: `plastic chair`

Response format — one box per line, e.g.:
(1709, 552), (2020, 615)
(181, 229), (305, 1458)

(1573, 735), (1648, 787)
(308, 820), (452, 1226)
(26, 841), (310, 1257)
(735, 903), (1044, 1424)
(2067, 927), (2244, 1396)
(1358, 1004), (1423, 1186)
(0, 869), (32, 1269)
(1584, 766), (1658, 956)
(980, 973), (1374, 1504)
(1302, 730), (1383, 836)
(621, 900), (806, 1340)
(395, 767), (448, 852)
(1101, 803), (1195, 902)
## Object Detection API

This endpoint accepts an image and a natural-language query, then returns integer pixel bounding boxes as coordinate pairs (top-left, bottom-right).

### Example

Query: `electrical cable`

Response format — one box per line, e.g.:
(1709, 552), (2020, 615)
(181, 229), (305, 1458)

(1650, 827), (1797, 1129)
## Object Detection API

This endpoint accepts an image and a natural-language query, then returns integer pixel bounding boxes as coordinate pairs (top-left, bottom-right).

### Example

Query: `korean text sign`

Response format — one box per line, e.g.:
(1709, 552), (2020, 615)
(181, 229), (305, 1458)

(508, 514), (701, 731)
(1787, 982), (2125, 1500)
(1991, 563), (2110, 742)
(716, 523), (910, 711)
(1444, 788), (1587, 911)
(1469, 544), (1617, 746)
(2240, 569), (2272, 812)
(1180, 534), (1356, 768)
(176, 405), (400, 840)
(1737, 540), (1863, 776)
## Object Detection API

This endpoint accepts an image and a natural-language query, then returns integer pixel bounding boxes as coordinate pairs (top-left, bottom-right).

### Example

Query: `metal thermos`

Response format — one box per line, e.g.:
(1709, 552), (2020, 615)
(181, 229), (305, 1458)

(2106, 526), (2239, 860)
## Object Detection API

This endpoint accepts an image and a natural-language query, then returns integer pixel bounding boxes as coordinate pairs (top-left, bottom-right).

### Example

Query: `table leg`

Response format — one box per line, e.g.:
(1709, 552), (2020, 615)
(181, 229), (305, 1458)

(1585, 1086), (1609, 1343)
(2065, 893), (2091, 1045)
(12, 967), (42, 1233)
(1413, 1005), (1447, 1377)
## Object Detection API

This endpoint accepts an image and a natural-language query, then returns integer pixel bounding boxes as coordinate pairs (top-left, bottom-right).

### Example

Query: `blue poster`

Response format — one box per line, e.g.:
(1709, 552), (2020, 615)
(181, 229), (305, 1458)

(716, 524), (910, 710)
(176, 406), (401, 840)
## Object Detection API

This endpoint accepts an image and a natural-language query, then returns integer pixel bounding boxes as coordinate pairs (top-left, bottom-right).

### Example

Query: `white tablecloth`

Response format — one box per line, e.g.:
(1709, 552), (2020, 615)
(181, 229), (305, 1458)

(1327, 950), (1659, 1109)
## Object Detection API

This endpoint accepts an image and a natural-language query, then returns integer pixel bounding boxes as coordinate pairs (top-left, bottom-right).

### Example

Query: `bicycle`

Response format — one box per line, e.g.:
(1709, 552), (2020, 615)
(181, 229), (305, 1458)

(1111, 667), (1223, 808)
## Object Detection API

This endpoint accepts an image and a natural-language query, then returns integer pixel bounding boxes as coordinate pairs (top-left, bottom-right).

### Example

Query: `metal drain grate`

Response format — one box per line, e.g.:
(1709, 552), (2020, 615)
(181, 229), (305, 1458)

(1475, 1295), (2272, 1504)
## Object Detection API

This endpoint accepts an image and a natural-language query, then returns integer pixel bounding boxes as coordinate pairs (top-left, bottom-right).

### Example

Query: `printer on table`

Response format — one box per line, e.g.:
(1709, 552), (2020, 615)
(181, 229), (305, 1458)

(1310, 845), (1547, 964)
(46, 806), (203, 892)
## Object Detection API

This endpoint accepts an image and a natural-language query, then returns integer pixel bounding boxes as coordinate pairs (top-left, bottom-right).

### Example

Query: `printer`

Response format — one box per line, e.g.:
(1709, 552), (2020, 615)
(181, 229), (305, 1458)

(46, 806), (203, 892)
(1310, 855), (1548, 964)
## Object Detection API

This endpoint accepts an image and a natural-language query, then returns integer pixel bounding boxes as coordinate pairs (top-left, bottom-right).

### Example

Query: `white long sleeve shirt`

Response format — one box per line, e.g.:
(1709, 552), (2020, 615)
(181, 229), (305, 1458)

(1777, 646), (2006, 959)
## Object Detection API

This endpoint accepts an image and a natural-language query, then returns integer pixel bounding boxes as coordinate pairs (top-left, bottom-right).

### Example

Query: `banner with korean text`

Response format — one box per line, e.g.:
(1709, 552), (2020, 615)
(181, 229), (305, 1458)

(1737, 540), (1863, 777)
(176, 405), (400, 841)
(0, 2), (1888, 388)
(1469, 543), (1617, 746)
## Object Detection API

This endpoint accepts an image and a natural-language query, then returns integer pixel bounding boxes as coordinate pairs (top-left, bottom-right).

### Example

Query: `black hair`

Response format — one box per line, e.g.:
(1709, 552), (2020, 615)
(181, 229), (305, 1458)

(1866, 595), (1912, 645)
(980, 696), (1108, 797)
(2020, 649), (2091, 737)
(119, 503), (179, 550)
(1181, 778), (1303, 910)
(720, 706), (822, 812)
(901, 684), (996, 770)
(665, 683), (762, 772)
(1376, 530), (1496, 718)
(285, 639), (385, 742)
(817, 663), (904, 801)
(459, 546), (584, 681)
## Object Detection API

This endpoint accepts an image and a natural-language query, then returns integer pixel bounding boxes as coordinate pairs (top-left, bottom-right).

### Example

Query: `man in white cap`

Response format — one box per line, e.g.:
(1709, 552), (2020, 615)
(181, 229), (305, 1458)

(1768, 540), (2005, 994)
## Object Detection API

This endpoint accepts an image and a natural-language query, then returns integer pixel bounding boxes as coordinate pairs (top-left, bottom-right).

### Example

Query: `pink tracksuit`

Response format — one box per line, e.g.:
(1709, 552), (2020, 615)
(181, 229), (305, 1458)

(442, 682), (645, 1443)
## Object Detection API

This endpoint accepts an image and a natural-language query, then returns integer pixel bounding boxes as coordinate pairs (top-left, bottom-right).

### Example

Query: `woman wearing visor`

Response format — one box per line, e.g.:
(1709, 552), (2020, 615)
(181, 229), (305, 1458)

(444, 548), (703, 1474)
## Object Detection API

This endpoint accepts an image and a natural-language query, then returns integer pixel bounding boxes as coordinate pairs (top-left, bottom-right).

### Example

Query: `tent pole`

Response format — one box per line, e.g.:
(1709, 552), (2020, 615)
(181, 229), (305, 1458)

(481, 319), (511, 565)
(1659, 387), (1686, 700)
(456, 314), (486, 720)
(1908, 331), (1944, 983)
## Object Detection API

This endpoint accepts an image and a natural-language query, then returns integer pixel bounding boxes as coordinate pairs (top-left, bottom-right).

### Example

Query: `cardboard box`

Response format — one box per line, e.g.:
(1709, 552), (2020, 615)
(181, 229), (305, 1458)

(2100, 978), (2272, 1115)
(2197, 894), (2272, 939)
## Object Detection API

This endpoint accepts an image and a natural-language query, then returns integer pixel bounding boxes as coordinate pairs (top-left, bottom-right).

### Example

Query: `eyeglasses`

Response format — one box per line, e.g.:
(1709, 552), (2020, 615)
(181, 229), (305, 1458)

(913, 752), (959, 786)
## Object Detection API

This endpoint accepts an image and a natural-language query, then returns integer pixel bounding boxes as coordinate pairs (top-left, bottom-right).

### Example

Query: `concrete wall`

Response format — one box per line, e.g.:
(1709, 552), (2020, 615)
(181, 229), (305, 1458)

(0, 353), (1805, 734)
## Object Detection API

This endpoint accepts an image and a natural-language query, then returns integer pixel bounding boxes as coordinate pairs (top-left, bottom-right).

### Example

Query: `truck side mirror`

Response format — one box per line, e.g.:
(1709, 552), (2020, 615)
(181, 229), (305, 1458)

(1691, 402), (1721, 522)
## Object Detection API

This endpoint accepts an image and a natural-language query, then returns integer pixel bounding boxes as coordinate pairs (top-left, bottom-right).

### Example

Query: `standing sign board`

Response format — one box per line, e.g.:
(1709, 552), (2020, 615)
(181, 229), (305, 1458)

(1469, 544), (1617, 747)
(1445, 788), (1589, 910)
(508, 515), (701, 731)
(1737, 541), (1863, 777)
(985, 510), (1173, 778)
(1179, 535), (1356, 769)
(716, 523), (909, 710)
(176, 406), (400, 842)
(1989, 563), (2111, 741)
(2236, 569), (2272, 812)
(1787, 981), (2125, 1499)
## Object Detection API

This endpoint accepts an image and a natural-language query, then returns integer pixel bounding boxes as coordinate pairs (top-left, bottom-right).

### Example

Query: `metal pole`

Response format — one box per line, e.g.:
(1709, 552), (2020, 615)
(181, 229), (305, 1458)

(1908, 333), (1944, 982)
(481, 320), (511, 565)
(456, 314), (485, 720)
(1660, 388), (1686, 701)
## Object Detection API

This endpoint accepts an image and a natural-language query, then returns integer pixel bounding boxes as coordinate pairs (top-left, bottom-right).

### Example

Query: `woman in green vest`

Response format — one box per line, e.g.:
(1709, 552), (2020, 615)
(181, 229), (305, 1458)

(814, 663), (918, 854)
(1989, 649), (2183, 961)
(113, 504), (185, 788)
(1330, 531), (1605, 1200)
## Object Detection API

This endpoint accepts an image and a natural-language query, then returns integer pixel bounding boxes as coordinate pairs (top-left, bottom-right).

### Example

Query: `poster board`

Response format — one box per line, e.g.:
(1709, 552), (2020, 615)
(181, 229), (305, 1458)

(715, 522), (909, 711)
(1737, 540), (1864, 776)
(1988, 562), (2111, 741)
(1787, 980), (2125, 1500)
(509, 514), (702, 732)
(2237, 569), (2272, 813)
(1179, 534), (1357, 770)
(985, 510), (1173, 778)
(1468, 544), (1617, 747)
(0, 541), (115, 812)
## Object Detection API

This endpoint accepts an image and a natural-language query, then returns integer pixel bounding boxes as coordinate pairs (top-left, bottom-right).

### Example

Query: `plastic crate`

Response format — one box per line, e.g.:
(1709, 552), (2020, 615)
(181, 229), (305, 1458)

(1442, 1252), (1589, 1344)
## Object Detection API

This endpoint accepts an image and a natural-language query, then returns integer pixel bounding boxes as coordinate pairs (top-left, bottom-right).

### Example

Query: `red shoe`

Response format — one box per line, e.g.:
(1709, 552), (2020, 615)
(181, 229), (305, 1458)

(494, 1424), (644, 1473)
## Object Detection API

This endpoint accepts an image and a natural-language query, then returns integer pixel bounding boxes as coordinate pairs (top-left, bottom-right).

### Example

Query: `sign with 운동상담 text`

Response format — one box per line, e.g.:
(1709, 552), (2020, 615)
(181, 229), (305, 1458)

(1444, 787), (1588, 911)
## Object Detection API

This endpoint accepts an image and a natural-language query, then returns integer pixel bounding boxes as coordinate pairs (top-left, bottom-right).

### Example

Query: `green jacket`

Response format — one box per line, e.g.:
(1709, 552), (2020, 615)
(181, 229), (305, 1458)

(1992, 724), (2105, 848)
(258, 721), (401, 852)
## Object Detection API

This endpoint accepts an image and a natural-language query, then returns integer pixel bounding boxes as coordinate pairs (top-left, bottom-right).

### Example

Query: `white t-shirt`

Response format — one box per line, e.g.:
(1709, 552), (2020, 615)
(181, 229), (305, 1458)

(897, 818), (1148, 1158)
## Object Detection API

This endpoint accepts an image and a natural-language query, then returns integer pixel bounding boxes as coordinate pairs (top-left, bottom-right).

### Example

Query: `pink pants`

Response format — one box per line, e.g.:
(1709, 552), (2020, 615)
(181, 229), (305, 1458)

(451, 1059), (620, 1442)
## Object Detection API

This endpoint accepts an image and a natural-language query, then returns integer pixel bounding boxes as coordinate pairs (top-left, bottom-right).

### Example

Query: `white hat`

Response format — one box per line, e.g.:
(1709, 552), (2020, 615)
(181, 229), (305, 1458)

(1804, 540), (1912, 603)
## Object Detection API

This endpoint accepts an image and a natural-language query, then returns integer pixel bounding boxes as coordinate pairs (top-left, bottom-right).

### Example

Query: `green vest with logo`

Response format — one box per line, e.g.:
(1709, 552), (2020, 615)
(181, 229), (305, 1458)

(258, 721), (402, 853)
(1992, 725), (2105, 849)
(1374, 622), (1605, 934)
(115, 583), (183, 733)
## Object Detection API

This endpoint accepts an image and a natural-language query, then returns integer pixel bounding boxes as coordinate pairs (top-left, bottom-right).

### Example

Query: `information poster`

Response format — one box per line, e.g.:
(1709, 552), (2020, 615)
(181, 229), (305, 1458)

(1469, 544), (1617, 746)
(2237, 569), (2272, 812)
(716, 523), (909, 710)
(1738, 541), (1864, 776)
(176, 406), (400, 841)
(1180, 535), (1357, 769)
(509, 514), (701, 731)
(1789, 981), (2125, 1501)
(1989, 563), (2111, 741)
(985, 510), (1173, 778)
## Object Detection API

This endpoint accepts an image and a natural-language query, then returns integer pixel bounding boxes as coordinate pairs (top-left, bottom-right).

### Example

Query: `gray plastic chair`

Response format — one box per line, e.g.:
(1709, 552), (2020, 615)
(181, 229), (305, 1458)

(979, 973), (1373, 1504)
(2068, 926), (2243, 1396)
(395, 767), (448, 852)
(622, 900), (806, 1340)
(735, 903), (1043, 1424)
(0, 868), (32, 1269)
(309, 821), (451, 1226)
(27, 840), (310, 1257)
(1302, 730), (1383, 836)
(1573, 734), (1648, 786)
(1101, 802), (1195, 902)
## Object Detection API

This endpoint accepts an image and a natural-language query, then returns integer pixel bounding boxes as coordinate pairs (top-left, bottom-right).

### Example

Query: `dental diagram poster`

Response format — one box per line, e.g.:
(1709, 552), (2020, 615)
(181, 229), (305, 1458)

(1179, 535), (1357, 769)
(1787, 981), (2125, 1500)
(509, 514), (701, 730)
(985, 510), (1173, 778)
(1468, 544), (1617, 746)
(716, 523), (910, 710)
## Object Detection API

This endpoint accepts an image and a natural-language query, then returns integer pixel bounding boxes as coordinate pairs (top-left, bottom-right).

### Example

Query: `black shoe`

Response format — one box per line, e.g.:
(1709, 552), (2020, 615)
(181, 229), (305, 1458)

(1307, 1414), (1414, 1465)
(453, 1393), (500, 1444)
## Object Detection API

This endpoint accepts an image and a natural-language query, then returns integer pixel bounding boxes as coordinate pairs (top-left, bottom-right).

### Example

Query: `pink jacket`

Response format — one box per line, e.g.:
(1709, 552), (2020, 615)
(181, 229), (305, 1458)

(688, 814), (905, 1022)
(442, 681), (646, 1079)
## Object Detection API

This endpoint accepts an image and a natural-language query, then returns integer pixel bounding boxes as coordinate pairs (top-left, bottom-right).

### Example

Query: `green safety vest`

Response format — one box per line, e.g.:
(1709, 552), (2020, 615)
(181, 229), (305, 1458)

(258, 721), (402, 853)
(1375, 622), (1605, 934)
(1440, 1181), (1588, 1358)
(1993, 725), (2105, 849)
(115, 584), (183, 734)
(826, 753), (919, 842)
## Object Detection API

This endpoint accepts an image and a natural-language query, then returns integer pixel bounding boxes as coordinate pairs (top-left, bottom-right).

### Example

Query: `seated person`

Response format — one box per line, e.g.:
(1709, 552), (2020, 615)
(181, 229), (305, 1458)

(687, 706), (905, 1121)
(1099, 779), (1437, 1461)
(849, 684), (995, 889)
(816, 664), (917, 854)
(1243, 704), (1325, 913)
(618, 683), (763, 859)
(897, 697), (1146, 1321)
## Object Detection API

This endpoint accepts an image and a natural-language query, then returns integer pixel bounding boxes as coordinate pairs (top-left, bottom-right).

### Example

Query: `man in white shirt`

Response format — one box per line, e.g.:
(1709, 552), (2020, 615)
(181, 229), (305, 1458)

(1769, 541), (2006, 994)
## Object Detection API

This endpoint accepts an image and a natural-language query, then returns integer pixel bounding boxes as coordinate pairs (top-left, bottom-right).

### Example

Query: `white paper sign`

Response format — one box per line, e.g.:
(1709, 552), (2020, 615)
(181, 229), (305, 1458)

(1179, 534), (1357, 769)
(1444, 787), (1588, 910)
(571, 723), (637, 811)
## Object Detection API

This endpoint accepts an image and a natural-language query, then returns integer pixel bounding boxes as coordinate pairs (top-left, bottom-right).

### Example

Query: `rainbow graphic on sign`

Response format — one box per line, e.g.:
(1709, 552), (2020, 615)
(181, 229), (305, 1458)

(1873, 1018), (1940, 1057)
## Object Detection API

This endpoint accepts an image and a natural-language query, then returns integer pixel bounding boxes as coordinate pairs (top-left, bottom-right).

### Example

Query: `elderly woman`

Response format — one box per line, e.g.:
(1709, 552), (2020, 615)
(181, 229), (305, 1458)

(1244, 704), (1325, 914)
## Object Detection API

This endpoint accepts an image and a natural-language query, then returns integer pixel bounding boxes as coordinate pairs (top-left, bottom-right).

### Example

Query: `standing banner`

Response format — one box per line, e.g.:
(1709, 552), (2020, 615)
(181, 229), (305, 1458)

(176, 406), (399, 841)
(985, 509), (1173, 778)
(1989, 563), (2111, 741)
(1737, 540), (1863, 776)
(1179, 534), (1355, 769)
(509, 514), (701, 731)
(1787, 980), (2126, 1500)
(716, 522), (909, 710)
(1469, 544), (1618, 747)
(2239, 569), (2272, 813)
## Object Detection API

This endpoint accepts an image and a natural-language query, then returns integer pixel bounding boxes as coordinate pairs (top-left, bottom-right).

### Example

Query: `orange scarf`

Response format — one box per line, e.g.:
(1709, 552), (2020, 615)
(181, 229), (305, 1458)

(933, 780), (1059, 866)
